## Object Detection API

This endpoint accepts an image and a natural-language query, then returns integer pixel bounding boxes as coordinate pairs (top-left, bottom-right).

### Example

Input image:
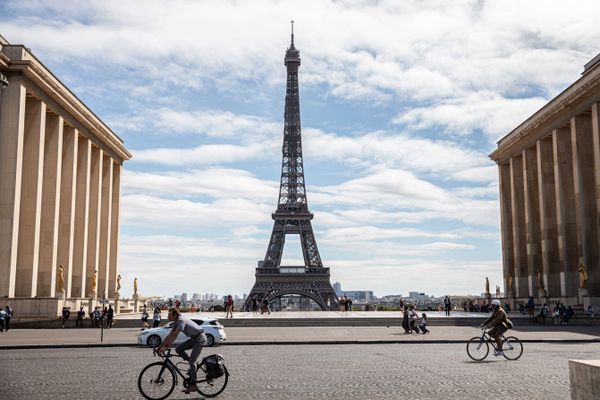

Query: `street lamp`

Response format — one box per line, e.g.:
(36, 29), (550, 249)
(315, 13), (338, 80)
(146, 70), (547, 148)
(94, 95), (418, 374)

(0, 72), (8, 89)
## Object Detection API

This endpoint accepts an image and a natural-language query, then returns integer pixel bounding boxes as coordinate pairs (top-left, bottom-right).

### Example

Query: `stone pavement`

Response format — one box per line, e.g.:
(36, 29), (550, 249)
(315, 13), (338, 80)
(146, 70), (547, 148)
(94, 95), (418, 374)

(2, 343), (599, 399)
(0, 325), (598, 348)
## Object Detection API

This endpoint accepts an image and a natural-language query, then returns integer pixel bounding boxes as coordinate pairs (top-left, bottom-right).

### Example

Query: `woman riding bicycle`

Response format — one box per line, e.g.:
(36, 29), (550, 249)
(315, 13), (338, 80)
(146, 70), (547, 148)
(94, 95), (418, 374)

(480, 299), (510, 357)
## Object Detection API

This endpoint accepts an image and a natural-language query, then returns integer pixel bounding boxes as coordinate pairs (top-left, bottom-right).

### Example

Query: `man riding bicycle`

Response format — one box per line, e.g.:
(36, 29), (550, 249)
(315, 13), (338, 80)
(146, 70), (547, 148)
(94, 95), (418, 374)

(157, 308), (206, 394)
(480, 299), (510, 356)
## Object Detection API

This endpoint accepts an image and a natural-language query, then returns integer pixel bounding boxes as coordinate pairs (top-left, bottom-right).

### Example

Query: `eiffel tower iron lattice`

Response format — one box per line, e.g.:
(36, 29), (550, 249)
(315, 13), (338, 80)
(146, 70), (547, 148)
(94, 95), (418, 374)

(245, 24), (338, 311)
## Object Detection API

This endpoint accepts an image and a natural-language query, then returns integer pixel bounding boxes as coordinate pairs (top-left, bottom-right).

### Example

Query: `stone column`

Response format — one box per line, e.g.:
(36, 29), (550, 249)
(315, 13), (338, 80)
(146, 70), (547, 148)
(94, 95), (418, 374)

(98, 154), (113, 299)
(72, 136), (90, 298)
(15, 98), (46, 297)
(510, 155), (528, 299)
(571, 114), (598, 300)
(37, 114), (63, 297)
(590, 102), (600, 295)
(57, 126), (78, 298)
(499, 163), (515, 299)
(86, 146), (102, 298)
(537, 136), (560, 297)
(523, 147), (542, 297)
(108, 162), (121, 297)
(553, 126), (579, 299)
(0, 75), (26, 298)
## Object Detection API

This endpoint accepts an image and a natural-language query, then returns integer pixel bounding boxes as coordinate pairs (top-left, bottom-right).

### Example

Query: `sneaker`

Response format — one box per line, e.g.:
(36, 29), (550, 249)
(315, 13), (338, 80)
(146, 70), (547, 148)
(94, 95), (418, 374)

(182, 385), (199, 394)
(493, 350), (504, 356)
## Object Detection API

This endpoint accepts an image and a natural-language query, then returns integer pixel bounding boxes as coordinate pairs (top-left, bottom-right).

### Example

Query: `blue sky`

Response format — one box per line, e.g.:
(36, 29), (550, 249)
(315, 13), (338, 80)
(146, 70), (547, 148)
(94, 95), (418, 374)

(2, 0), (599, 298)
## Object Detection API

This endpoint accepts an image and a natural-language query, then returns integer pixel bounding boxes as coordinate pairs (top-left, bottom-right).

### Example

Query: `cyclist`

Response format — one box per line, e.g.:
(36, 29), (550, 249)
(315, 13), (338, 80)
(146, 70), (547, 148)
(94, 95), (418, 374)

(480, 299), (510, 356)
(157, 307), (206, 394)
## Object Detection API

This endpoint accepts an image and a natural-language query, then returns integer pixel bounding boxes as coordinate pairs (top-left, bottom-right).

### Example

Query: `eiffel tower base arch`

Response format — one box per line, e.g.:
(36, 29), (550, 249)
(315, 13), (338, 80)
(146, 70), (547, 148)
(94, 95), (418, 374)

(245, 270), (338, 311)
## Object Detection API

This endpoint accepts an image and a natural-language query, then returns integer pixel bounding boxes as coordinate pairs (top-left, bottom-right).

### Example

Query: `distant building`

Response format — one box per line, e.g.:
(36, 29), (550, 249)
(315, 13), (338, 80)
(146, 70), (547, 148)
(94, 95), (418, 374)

(192, 293), (199, 301)
(181, 293), (188, 303)
(333, 282), (342, 295)
(343, 290), (374, 302)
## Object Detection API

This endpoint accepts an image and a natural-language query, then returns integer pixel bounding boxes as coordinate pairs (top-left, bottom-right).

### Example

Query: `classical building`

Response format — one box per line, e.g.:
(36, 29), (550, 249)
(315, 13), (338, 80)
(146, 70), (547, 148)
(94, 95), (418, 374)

(490, 54), (600, 309)
(0, 35), (131, 318)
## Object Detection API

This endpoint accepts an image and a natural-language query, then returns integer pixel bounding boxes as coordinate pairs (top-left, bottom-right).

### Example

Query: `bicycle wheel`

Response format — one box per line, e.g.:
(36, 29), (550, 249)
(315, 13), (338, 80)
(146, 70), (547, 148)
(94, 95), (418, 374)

(466, 337), (489, 361)
(502, 336), (523, 360)
(197, 365), (229, 398)
(138, 362), (176, 400)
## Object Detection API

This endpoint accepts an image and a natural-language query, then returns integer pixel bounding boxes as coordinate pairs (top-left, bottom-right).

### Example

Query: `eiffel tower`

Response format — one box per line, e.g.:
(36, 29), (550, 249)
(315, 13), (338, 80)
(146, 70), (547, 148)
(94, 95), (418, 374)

(245, 23), (338, 311)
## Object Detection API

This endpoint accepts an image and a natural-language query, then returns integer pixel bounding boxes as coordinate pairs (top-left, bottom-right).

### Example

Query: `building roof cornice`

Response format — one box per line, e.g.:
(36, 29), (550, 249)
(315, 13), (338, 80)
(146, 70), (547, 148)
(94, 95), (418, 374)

(1, 43), (131, 162)
(489, 57), (600, 164)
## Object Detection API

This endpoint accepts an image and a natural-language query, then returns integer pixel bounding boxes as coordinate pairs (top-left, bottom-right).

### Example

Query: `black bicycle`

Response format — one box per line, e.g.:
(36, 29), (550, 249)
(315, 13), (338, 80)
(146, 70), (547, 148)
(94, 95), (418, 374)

(138, 348), (229, 400)
(466, 328), (523, 361)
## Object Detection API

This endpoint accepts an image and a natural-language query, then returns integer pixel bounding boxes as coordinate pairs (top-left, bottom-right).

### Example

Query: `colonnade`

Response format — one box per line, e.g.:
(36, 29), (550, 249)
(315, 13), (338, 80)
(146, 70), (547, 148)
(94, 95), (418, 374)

(497, 105), (600, 301)
(0, 41), (129, 306)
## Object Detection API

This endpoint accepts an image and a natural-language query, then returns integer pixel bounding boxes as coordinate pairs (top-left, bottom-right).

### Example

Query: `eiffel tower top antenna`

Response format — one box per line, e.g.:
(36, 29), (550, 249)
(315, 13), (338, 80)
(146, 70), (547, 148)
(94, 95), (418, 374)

(291, 20), (294, 46)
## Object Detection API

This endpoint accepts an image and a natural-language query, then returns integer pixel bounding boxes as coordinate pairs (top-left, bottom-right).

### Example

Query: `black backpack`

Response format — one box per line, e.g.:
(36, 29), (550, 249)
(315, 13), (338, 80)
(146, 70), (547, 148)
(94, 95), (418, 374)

(203, 354), (225, 380)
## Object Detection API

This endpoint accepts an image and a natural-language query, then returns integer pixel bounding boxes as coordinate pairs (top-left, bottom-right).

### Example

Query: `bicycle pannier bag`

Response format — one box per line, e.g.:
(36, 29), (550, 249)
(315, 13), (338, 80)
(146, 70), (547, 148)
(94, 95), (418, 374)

(204, 354), (225, 379)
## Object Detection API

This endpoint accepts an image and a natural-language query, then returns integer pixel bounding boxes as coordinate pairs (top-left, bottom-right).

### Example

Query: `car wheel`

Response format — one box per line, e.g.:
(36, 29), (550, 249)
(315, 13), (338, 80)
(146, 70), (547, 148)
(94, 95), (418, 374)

(147, 334), (162, 348)
(205, 334), (215, 347)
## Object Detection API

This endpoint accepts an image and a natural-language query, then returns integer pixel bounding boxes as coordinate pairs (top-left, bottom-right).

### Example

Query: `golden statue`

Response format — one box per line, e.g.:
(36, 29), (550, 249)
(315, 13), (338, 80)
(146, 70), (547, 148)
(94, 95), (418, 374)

(134, 277), (138, 296)
(537, 269), (545, 290)
(116, 274), (122, 293)
(507, 272), (513, 292)
(485, 277), (490, 294)
(90, 269), (97, 294)
(579, 263), (588, 289)
(57, 264), (65, 294)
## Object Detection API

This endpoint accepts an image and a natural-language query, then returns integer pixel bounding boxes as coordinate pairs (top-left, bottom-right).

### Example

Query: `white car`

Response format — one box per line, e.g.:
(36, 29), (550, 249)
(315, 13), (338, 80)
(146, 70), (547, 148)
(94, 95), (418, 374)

(137, 318), (226, 348)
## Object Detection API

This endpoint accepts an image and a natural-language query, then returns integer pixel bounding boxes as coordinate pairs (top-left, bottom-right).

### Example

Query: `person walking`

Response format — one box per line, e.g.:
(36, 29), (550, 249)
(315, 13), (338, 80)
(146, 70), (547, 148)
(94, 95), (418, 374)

(153, 306), (161, 328)
(409, 305), (419, 333)
(76, 306), (85, 328)
(4, 305), (13, 331)
(527, 297), (535, 317)
(402, 305), (410, 334)
(106, 305), (114, 328)
(260, 298), (271, 314)
(251, 297), (259, 314)
(348, 297), (353, 312)
(0, 308), (6, 332)
(443, 296), (451, 316)
(225, 295), (234, 319)
(141, 305), (149, 329)
(419, 313), (429, 334)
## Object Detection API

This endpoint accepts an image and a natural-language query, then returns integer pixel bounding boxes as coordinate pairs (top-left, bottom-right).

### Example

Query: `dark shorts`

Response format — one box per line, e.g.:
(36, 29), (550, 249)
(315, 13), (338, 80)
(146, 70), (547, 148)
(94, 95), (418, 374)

(488, 325), (508, 337)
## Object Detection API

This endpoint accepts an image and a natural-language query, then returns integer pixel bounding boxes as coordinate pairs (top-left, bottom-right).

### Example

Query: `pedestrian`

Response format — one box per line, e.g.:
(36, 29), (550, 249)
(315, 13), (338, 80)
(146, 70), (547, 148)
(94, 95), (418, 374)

(4, 305), (13, 331)
(409, 305), (419, 333)
(93, 307), (102, 327)
(443, 296), (451, 316)
(539, 303), (549, 325)
(261, 298), (270, 314)
(527, 297), (535, 317)
(76, 306), (85, 328)
(251, 297), (259, 314)
(0, 307), (6, 332)
(339, 296), (347, 312)
(588, 305), (595, 317)
(347, 297), (353, 312)
(225, 295), (234, 318)
(343, 296), (350, 312)
(61, 307), (70, 328)
(419, 313), (429, 334)
(141, 305), (149, 329)
(153, 306), (161, 328)
(402, 305), (410, 334)
(106, 305), (114, 328)
(564, 305), (574, 325)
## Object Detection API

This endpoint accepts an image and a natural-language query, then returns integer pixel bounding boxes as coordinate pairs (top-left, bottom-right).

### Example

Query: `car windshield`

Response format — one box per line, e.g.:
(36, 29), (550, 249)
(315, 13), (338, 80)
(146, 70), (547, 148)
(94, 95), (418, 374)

(192, 319), (205, 325)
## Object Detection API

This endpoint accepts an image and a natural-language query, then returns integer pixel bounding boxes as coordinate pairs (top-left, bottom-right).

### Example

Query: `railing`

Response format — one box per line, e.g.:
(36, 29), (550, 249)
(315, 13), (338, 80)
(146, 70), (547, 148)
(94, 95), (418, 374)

(256, 267), (330, 275)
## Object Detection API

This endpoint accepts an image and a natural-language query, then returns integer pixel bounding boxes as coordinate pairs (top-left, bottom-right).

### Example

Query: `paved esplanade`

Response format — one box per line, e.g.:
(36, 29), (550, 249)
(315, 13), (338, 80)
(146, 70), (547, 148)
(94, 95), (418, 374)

(1, 343), (598, 399)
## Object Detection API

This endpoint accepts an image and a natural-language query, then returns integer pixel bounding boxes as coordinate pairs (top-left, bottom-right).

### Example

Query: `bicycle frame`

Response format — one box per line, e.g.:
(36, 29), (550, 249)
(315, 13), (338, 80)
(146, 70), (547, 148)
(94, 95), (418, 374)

(154, 349), (214, 386)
